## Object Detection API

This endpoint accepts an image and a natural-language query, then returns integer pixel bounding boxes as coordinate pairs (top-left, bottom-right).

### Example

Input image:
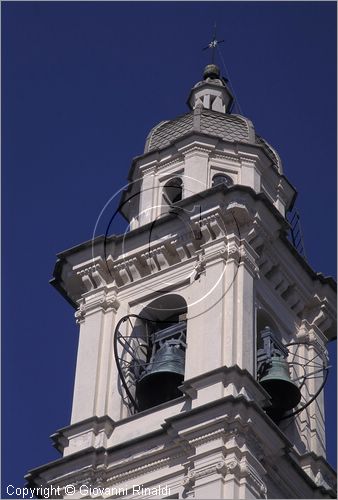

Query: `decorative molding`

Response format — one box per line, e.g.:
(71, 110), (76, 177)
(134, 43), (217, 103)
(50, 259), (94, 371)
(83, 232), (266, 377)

(193, 252), (206, 280)
(75, 258), (113, 292)
(74, 290), (120, 321)
(180, 143), (216, 157)
(105, 205), (259, 287)
(105, 451), (186, 486)
(139, 161), (158, 176)
(239, 240), (259, 276)
(158, 156), (185, 171)
(100, 294), (120, 313)
(75, 303), (86, 324)
(182, 458), (267, 498)
(209, 151), (242, 164)
(182, 460), (227, 488)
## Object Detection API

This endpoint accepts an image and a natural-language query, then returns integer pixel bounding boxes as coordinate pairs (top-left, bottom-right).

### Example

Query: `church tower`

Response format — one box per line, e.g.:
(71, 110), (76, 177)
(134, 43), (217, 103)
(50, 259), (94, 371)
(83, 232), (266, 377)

(26, 59), (336, 499)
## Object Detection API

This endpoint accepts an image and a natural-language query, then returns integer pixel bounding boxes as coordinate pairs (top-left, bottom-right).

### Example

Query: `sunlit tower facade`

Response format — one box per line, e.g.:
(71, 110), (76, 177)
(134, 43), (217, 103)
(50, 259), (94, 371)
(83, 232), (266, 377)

(27, 55), (336, 499)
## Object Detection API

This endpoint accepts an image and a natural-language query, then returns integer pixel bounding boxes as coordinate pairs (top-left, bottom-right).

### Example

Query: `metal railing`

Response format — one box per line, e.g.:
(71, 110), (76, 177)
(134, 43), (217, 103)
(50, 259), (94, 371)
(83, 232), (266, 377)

(287, 209), (307, 260)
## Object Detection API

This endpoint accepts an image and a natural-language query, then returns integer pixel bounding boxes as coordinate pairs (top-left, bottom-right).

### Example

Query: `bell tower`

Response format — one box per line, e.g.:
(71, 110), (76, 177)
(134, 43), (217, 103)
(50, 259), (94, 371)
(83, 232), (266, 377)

(26, 60), (336, 499)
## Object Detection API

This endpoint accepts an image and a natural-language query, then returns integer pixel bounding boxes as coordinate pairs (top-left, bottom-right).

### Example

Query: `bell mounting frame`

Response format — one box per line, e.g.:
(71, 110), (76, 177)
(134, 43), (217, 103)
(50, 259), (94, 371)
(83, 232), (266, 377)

(114, 316), (330, 418)
(279, 338), (330, 420)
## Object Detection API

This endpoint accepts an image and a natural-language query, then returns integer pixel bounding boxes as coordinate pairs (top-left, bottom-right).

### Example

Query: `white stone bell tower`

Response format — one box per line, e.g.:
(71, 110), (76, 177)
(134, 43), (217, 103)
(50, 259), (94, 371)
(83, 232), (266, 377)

(26, 62), (336, 499)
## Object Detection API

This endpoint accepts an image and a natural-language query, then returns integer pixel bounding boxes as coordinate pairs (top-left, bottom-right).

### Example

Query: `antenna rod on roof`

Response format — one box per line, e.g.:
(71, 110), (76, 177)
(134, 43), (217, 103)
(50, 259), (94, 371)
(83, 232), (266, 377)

(202, 22), (224, 64)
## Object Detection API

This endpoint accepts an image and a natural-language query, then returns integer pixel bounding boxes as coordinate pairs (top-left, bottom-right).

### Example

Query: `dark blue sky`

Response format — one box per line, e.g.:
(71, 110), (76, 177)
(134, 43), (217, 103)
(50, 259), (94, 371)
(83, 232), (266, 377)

(2, 1), (336, 492)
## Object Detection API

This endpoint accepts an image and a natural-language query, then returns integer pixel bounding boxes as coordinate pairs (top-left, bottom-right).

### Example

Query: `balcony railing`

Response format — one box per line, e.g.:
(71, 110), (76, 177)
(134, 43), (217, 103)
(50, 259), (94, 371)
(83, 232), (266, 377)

(287, 208), (307, 260)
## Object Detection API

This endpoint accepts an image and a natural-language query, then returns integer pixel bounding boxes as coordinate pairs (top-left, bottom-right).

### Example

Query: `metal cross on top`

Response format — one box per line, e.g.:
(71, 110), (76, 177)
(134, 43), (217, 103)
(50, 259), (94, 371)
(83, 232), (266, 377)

(203, 24), (224, 64)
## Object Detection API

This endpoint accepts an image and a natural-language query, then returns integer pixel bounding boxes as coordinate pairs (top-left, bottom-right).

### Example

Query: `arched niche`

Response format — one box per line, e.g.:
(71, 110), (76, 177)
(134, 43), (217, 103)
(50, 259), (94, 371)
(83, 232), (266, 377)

(212, 173), (234, 188)
(140, 293), (187, 324)
(162, 177), (183, 212)
(134, 294), (188, 411)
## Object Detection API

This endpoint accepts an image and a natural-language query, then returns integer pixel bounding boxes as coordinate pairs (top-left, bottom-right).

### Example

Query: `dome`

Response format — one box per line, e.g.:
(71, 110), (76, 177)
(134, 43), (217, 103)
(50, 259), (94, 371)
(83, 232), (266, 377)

(143, 64), (283, 174)
(145, 109), (255, 151)
(144, 109), (282, 173)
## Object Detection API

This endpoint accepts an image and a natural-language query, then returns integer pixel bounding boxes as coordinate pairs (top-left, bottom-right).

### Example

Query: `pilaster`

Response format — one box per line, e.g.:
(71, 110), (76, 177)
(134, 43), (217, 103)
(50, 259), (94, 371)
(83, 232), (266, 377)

(71, 278), (120, 424)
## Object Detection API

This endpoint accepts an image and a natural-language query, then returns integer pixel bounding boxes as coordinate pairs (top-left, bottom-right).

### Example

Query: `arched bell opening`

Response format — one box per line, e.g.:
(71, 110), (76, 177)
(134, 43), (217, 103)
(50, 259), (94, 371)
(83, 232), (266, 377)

(254, 308), (329, 432)
(140, 294), (187, 323)
(135, 295), (187, 412)
(112, 295), (188, 414)
(256, 309), (301, 423)
(212, 173), (234, 188)
(162, 177), (183, 214)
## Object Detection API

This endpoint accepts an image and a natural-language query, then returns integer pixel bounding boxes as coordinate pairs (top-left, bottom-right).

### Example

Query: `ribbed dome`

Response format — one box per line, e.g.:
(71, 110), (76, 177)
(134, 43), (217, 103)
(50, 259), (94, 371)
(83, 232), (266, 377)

(144, 108), (282, 173)
(145, 108), (255, 151)
(143, 64), (283, 174)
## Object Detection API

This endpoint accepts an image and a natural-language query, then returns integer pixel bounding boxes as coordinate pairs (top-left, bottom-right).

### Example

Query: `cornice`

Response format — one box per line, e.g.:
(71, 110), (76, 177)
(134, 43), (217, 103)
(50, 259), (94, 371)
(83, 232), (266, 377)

(252, 224), (336, 336)
(209, 150), (241, 164)
(26, 384), (335, 498)
(53, 184), (336, 319)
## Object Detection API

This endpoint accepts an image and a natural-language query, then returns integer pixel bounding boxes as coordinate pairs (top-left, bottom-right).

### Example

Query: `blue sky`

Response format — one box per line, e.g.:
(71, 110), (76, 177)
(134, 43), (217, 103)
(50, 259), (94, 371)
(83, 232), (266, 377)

(2, 1), (336, 492)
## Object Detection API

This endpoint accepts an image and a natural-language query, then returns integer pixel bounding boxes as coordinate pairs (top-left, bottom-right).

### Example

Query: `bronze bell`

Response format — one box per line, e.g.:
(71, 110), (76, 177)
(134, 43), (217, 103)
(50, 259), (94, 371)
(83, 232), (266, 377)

(135, 342), (185, 412)
(259, 356), (301, 422)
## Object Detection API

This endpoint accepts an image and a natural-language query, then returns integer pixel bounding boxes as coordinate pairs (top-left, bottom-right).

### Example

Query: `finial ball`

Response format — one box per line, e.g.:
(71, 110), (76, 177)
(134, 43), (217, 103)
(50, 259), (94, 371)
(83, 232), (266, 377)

(203, 64), (220, 79)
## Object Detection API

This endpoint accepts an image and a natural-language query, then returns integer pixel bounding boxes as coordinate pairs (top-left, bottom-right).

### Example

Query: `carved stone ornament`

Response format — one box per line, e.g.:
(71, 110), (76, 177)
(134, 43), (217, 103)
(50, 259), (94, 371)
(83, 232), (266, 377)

(75, 303), (86, 324)
(183, 460), (228, 489)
